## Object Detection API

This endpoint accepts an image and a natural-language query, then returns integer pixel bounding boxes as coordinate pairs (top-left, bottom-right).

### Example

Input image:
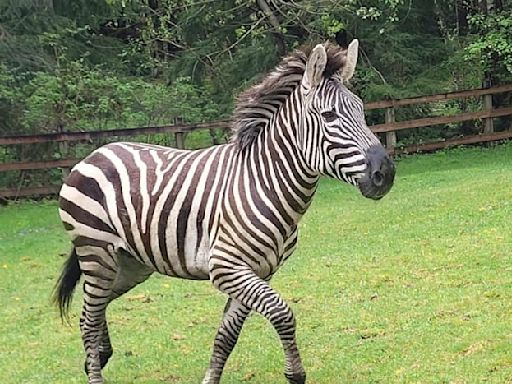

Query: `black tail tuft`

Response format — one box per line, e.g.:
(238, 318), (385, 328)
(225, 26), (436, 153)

(53, 247), (81, 321)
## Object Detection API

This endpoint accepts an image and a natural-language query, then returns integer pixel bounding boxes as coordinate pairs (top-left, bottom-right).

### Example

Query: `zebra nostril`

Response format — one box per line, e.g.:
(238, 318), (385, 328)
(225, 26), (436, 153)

(372, 170), (384, 187)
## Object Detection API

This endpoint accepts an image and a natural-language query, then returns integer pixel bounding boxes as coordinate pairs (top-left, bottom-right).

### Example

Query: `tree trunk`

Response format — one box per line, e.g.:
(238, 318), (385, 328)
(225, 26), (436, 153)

(256, 0), (287, 56)
(455, 0), (469, 34)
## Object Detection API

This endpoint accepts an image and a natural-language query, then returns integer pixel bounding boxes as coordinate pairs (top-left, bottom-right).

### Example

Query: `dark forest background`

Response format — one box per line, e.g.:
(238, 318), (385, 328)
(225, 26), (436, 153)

(0, 1), (510, 155)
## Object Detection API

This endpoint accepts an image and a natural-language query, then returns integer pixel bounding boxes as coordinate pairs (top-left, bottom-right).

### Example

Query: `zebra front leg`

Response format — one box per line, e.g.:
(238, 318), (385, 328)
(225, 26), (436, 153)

(210, 264), (306, 384)
(202, 298), (251, 384)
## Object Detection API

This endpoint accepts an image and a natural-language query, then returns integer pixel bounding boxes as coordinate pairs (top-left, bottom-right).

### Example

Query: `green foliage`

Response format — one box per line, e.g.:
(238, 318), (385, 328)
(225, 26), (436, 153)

(465, 11), (512, 82)
(0, 64), (23, 134)
(0, 64), (16, 101)
(22, 64), (214, 132)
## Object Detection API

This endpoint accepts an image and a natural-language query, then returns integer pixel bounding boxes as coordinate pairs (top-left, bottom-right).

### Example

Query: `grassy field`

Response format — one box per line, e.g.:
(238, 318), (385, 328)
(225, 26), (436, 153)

(0, 143), (511, 384)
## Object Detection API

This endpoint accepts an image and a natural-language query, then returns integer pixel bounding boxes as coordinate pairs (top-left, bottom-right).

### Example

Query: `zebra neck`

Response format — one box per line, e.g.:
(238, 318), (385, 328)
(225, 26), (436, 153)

(241, 92), (320, 225)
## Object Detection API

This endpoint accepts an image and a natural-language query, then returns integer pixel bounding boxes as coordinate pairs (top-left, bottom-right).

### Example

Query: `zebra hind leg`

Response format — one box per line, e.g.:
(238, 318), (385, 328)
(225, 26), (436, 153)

(202, 298), (251, 384)
(83, 320), (113, 375)
(79, 245), (117, 384)
(80, 246), (153, 384)
(99, 321), (113, 369)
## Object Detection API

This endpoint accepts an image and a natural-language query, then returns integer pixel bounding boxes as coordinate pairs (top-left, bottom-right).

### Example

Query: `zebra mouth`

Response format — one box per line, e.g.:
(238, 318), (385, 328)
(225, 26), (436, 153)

(358, 177), (392, 200)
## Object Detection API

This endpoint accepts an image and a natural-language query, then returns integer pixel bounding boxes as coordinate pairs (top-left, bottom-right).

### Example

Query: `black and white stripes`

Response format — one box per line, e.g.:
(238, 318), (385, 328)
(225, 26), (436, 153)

(54, 40), (395, 384)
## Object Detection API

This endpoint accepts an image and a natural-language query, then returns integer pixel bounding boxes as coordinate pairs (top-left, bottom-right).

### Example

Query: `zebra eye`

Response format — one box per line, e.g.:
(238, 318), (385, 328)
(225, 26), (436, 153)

(321, 110), (338, 122)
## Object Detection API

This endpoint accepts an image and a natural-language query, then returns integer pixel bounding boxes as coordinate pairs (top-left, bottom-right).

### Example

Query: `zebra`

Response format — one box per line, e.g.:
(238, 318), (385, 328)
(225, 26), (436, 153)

(54, 39), (395, 384)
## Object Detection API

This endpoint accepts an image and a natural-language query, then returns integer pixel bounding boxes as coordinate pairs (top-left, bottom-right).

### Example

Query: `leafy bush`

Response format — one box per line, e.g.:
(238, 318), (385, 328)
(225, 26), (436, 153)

(21, 59), (218, 133)
(465, 11), (512, 82)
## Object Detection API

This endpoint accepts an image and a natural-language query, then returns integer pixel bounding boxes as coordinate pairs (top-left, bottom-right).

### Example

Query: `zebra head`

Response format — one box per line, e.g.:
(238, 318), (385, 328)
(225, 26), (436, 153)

(300, 40), (395, 200)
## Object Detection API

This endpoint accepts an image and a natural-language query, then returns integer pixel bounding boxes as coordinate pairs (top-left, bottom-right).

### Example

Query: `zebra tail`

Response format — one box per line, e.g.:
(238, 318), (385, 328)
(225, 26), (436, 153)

(53, 247), (81, 321)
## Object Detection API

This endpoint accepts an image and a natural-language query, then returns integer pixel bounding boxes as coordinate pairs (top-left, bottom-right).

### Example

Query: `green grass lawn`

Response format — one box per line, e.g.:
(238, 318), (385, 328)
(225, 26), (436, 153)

(1, 143), (511, 383)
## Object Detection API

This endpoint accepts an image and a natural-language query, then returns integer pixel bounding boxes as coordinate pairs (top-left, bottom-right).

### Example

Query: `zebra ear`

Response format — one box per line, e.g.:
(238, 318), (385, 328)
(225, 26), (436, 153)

(341, 39), (358, 82)
(302, 44), (327, 94)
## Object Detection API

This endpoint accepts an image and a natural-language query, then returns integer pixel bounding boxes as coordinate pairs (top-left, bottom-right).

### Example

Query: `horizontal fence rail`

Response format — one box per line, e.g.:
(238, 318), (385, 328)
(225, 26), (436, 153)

(0, 186), (61, 198)
(1, 84), (511, 199)
(0, 120), (231, 146)
(364, 83), (512, 110)
(371, 106), (512, 133)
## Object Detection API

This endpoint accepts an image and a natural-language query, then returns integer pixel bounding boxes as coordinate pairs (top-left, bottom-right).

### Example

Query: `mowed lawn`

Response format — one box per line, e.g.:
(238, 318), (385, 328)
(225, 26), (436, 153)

(0, 143), (511, 384)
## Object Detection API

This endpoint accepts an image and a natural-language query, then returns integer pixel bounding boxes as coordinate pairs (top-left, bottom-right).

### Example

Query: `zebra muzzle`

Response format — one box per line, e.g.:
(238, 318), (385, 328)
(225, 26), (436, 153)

(358, 145), (395, 200)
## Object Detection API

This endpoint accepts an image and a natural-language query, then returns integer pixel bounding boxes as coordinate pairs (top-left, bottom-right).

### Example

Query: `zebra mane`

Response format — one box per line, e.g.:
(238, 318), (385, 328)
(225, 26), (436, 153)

(231, 42), (348, 150)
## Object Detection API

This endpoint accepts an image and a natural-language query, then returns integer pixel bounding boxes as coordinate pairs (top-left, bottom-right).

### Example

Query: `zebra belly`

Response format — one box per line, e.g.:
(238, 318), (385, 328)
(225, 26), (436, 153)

(109, 183), (217, 280)
(155, 224), (211, 280)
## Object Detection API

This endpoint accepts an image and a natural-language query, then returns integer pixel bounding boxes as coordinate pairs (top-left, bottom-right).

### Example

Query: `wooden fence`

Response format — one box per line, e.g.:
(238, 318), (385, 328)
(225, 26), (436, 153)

(1, 84), (511, 199)
(365, 83), (512, 152)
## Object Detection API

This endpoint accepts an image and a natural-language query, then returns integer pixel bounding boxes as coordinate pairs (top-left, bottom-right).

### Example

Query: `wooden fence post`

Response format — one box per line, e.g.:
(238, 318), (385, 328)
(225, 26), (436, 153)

(57, 123), (71, 181)
(174, 117), (185, 149)
(385, 107), (396, 151)
(59, 141), (70, 180)
(175, 132), (185, 149)
(483, 93), (494, 134)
